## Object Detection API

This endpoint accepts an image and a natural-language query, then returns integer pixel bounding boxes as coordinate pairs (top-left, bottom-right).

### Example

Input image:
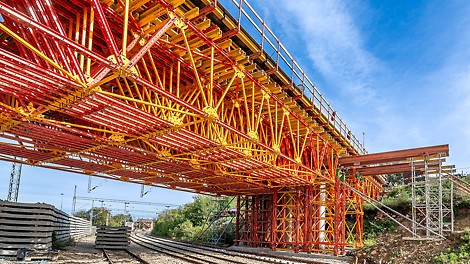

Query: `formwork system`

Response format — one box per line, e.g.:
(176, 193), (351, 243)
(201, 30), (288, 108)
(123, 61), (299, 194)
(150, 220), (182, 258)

(0, 0), (453, 255)
(340, 145), (456, 241)
(411, 154), (454, 237)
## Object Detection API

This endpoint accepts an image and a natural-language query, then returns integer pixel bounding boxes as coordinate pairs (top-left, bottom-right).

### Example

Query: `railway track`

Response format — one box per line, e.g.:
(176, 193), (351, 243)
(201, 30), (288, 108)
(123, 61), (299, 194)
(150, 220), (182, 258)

(131, 233), (326, 264)
(102, 248), (150, 264)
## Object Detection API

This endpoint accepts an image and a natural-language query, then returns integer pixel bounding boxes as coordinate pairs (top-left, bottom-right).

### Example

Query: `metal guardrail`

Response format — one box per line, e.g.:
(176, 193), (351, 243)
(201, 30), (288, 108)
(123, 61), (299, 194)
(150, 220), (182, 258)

(221, 0), (366, 154)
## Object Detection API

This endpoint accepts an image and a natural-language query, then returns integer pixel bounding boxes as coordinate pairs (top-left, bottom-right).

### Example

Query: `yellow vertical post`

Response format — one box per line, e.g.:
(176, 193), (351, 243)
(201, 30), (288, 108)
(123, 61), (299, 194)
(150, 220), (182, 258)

(210, 46), (214, 106)
(122, 0), (130, 58)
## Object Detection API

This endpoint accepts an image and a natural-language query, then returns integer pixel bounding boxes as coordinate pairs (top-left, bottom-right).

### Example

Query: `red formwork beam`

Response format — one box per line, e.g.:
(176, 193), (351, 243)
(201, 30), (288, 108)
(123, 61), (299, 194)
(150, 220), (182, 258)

(353, 162), (441, 176)
(339, 144), (449, 167)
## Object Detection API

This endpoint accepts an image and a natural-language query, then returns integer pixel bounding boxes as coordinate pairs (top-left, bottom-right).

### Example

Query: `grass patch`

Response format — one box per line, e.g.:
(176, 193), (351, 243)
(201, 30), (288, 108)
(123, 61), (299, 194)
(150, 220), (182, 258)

(433, 228), (470, 264)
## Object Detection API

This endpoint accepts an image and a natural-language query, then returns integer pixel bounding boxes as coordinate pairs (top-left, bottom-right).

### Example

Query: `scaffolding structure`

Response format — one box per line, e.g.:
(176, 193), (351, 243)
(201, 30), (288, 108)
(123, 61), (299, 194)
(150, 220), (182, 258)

(0, 0), (455, 255)
(194, 197), (236, 246)
(235, 179), (365, 255)
(411, 154), (454, 238)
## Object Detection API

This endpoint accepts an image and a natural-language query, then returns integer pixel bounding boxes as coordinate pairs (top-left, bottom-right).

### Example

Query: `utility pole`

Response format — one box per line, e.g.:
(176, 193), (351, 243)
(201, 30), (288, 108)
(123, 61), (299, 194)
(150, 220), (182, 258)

(362, 132), (365, 152)
(140, 184), (154, 197)
(60, 193), (64, 210)
(7, 163), (22, 202)
(88, 176), (106, 193)
(124, 202), (128, 225)
(72, 185), (77, 214)
(90, 200), (94, 228)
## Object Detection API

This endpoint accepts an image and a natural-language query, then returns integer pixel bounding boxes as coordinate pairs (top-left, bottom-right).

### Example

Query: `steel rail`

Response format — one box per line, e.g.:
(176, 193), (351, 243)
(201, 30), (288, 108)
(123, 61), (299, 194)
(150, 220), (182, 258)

(102, 248), (150, 264)
(143, 234), (326, 264)
(139, 234), (272, 264)
(125, 249), (152, 264)
(133, 234), (247, 264)
(131, 235), (215, 264)
(102, 249), (114, 264)
(147, 236), (300, 263)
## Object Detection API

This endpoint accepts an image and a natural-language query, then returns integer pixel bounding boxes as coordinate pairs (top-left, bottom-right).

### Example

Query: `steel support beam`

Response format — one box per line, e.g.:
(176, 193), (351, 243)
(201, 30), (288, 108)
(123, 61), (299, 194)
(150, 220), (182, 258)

(339, 144), (449, 167)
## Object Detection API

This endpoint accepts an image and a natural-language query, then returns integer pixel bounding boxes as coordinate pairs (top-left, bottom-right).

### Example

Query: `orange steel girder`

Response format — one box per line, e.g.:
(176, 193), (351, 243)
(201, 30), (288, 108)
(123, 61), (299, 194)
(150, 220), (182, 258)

(0, 0), (385, 255)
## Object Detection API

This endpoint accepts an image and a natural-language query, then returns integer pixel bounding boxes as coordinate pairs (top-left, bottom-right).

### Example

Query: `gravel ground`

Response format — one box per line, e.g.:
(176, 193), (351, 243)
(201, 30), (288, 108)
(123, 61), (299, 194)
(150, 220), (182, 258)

(127, 243), (192, 264)
(141, 235), (352, 264)
(133, 235), (268, 264)
(50, 235), (190, 264)
(0, 234), (350, 264)
(0, 236), (189, 264)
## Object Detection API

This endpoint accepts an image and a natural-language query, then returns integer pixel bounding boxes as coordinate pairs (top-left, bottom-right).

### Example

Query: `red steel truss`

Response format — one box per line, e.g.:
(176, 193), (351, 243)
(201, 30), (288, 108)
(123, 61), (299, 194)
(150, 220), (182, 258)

(0, 0), (451, 255)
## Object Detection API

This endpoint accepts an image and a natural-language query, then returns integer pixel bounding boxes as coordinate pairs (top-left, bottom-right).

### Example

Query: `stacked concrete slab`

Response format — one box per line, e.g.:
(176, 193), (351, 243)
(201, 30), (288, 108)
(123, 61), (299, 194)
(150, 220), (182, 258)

(95, 226), (131, 249)
(54, 212), (92, 242)
(0, 201), (91, 257)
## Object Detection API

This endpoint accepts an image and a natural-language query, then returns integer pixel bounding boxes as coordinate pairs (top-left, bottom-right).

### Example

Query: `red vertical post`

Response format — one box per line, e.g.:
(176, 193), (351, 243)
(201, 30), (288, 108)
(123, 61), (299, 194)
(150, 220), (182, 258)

(281, 190), (286, 249)
(295, 187), (301, 253)
(304, 185), (312, 253)
(334, 175), (346, 255)
(235, 196), (240, 246)
(253, 195), (258, 247)
(271, 188), (278, 250)
(90, 0), (123, 64)
(341, 182), (346, 255)
(313, 186), (320, 251)
(244, 195), (249, 245)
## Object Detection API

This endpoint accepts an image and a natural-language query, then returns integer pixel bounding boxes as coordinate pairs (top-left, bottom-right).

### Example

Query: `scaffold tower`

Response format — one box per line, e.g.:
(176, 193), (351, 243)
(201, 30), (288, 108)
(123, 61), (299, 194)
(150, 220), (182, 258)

(411, 154), (454, 238)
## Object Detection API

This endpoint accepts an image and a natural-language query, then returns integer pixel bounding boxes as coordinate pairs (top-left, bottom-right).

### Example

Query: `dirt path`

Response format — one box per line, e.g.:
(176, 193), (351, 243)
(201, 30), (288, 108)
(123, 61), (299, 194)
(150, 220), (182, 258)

(355, 209), (470, 264)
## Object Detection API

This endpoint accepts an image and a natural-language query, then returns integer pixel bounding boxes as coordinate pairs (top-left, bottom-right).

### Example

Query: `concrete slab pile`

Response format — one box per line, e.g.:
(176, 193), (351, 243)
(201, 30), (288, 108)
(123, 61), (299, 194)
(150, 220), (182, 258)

(95, 226), (131, 249)
(0, 201), (91, 258)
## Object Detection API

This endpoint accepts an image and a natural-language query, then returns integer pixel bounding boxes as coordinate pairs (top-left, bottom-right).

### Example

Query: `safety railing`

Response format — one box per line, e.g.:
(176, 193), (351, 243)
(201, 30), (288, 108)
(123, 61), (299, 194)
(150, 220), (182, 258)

(220, 0), (366, 154)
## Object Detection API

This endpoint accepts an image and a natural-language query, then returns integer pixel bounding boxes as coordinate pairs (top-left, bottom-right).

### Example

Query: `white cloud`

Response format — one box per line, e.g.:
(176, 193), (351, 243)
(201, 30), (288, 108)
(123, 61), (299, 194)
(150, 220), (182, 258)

(255, 0), (470, 166)
(259, 0), (382, 105)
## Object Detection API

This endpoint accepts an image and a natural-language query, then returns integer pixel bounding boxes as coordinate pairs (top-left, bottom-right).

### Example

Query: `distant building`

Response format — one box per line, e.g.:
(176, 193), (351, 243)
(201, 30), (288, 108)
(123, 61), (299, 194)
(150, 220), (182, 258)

(133, 218), (154, 232)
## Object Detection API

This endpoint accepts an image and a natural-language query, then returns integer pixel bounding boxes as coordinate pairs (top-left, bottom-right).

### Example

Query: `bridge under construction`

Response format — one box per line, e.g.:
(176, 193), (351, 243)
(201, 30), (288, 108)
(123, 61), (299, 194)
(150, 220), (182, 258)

(0, 0), (457, 255)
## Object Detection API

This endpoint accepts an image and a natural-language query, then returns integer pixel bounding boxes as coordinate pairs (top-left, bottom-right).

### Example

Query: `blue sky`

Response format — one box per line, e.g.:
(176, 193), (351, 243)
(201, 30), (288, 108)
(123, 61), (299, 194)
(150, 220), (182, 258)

(251, 0), (470, 165)
(1, 0), (470, 217)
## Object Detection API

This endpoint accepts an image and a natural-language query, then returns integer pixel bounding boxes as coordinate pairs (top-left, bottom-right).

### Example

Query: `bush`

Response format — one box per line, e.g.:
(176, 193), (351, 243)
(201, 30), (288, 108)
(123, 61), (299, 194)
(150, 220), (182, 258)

(433, 228), (470, 264)
(380, 185), (412, 210)
(363, 218), (397, 240)
(151, 195), (235, 245)
(51, 231), (75, 250)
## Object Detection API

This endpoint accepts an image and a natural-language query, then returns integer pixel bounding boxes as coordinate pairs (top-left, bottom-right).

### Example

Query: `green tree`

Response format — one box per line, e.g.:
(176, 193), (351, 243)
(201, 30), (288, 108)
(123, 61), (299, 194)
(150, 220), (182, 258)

(151, 195), (236, 244)
(73, 208), (131, 226)
(109, 213), (132, 227)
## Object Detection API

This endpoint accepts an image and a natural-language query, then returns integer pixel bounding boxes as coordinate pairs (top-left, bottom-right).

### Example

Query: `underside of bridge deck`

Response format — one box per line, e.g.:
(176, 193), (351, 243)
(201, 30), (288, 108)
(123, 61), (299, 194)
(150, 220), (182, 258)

(0, 0), (453, 255)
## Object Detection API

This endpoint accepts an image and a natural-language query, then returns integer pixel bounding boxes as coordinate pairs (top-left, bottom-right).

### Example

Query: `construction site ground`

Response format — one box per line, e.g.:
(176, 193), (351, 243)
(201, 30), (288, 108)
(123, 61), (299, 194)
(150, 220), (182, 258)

(0, 209), (467, 264)
(0, 235), (182, 264)
(0, 234), (352, 264)
(355, 208), (470, 264)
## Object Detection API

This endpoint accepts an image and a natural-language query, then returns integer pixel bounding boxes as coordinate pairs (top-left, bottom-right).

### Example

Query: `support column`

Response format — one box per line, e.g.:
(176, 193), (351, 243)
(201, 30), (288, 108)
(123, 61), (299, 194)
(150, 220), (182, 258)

(295, 188), (301, 253)
(235, 196), (240, 246)
(334, 175), (346, 255)
(271, 188), (278, 250)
